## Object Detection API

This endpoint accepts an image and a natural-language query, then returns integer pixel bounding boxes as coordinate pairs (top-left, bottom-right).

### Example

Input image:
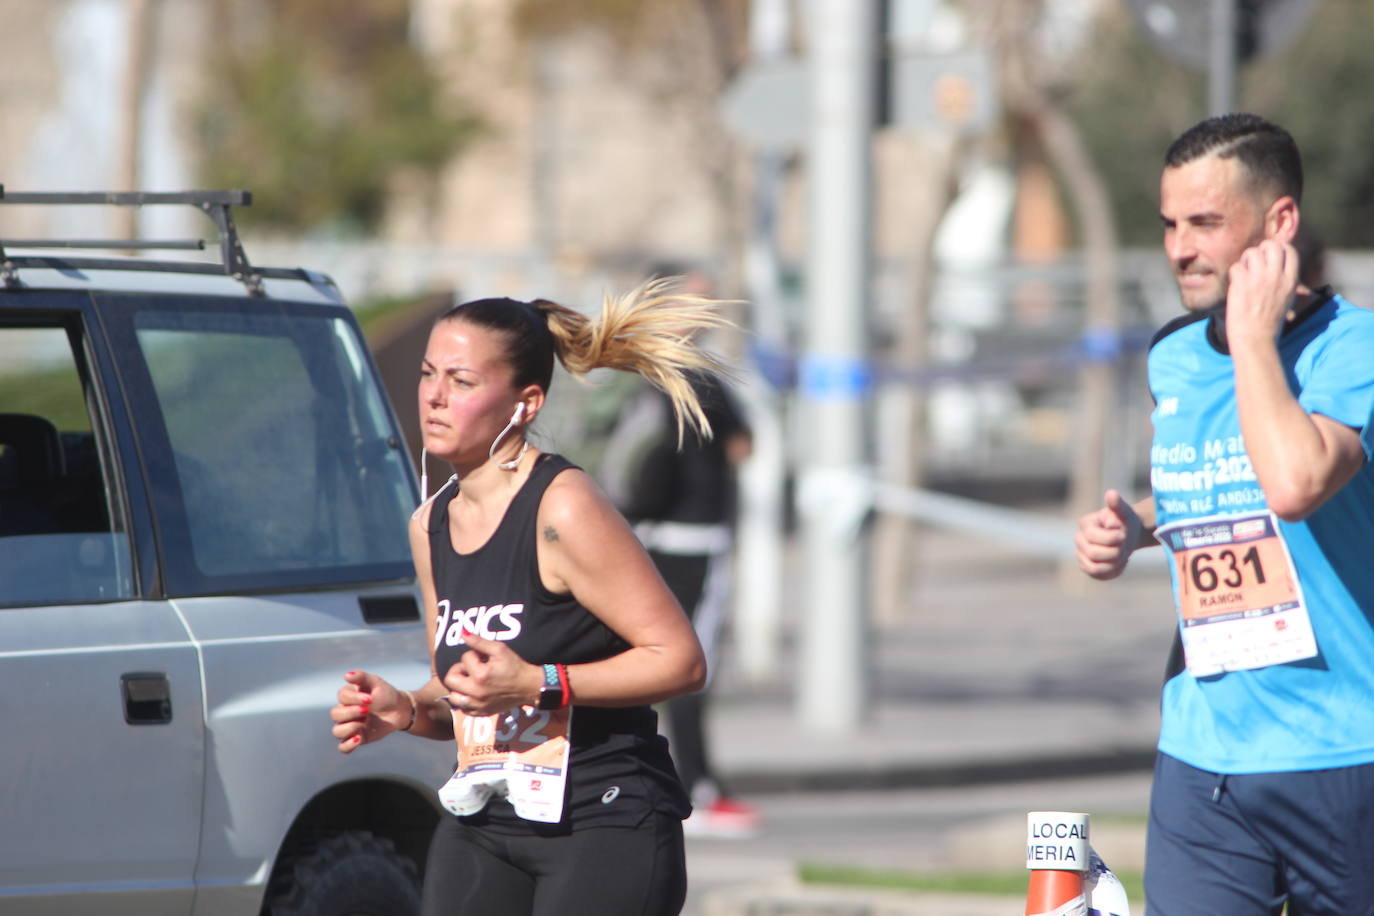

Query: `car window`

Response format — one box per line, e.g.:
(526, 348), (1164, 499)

(131, 306), (414, 592)
(0, 324), (133, 606)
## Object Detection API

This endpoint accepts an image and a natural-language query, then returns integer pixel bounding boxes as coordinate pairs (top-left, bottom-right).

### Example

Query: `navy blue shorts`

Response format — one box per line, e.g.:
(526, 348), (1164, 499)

(1146, 752), (1374, 915)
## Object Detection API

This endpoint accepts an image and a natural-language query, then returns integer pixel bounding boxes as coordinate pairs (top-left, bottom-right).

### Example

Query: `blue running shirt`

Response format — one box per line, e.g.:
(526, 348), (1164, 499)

(1148, 293), (1374, 773)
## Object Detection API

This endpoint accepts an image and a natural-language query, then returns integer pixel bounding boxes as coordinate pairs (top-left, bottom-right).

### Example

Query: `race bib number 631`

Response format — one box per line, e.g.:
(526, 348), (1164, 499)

(1156, 511), (1317, 676)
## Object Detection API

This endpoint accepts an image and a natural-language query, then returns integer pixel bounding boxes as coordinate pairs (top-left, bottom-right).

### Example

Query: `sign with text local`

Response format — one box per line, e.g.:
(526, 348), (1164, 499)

(720, 49), (997, 151)
(1026, 810), (1090, 869)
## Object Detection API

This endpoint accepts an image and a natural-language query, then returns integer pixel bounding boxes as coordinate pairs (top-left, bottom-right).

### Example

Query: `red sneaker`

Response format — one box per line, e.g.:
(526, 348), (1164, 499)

(684, 796), (761, 838)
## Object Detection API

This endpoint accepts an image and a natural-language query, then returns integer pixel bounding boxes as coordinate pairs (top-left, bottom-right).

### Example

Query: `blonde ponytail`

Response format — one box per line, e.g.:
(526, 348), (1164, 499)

(534, 277), (737, 441)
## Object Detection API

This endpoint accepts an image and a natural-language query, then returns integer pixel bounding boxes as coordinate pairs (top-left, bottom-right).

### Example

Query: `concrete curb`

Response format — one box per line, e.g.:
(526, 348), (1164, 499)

(724, 747), (1157, 795)
(697, 880), (1026, 916)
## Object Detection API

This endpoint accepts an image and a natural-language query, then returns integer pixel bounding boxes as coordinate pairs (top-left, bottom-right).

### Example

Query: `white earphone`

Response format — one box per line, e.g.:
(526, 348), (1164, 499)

(490, 402), (529, 470)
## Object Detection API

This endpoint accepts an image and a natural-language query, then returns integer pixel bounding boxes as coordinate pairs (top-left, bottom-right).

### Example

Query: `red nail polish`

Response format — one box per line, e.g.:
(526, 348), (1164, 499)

(352, 735), (362, 744)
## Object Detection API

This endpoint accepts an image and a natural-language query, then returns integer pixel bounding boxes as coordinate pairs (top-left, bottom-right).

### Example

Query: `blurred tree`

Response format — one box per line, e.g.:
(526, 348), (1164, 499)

(1069, 0), (1374, 247)
(1247, 0), (1374, 247)
(1063, 4), (1199, 247)
(943, 0), (1123, 586)
(511, 0), (645, 42)
(196, 0), (479, 232)
(511, 0), (750, 79)
(505, 0), (753, 290)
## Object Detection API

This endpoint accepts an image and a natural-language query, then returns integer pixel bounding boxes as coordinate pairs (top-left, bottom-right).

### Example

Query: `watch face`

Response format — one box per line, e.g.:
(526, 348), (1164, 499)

(537, 685), (561, 710)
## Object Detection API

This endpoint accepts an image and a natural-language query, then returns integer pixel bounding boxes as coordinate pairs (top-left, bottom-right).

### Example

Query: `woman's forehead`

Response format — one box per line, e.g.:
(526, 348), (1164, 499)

(425, 319), (507, 367)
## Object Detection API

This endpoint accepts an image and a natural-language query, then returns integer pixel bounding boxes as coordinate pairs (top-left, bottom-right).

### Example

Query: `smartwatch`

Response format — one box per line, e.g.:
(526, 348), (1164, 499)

(537, 663), (568, 710)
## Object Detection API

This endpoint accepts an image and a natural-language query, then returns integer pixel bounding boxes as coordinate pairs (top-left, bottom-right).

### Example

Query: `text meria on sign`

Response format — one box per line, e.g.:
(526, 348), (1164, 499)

(1026, 844), (1080, 863)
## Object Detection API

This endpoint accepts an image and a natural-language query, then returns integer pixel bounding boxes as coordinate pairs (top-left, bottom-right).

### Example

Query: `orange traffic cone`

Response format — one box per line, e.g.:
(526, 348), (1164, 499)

(1024, 867), (1086, 916)
(1025, 812), (1089, 916)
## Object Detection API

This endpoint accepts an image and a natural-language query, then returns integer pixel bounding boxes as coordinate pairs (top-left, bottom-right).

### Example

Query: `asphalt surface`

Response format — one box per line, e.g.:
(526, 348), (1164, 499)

(707, 533), (1174, 794)
(684, 771), (1154, 915)
(686, 527), (1175, 914)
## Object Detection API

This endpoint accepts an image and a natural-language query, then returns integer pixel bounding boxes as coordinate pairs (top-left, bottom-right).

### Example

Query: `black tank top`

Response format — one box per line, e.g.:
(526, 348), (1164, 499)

(428, 453), (689, 834)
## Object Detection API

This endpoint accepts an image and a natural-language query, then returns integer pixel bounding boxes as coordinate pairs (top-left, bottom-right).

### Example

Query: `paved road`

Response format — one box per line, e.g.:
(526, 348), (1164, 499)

(703, 529), (1176, 792)
(680, 506), (1175, 913)
(685, 771), (1152, 914)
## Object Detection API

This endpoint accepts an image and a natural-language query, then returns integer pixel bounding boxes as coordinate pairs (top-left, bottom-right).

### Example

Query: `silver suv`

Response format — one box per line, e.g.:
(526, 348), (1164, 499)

(0, 190), (448, 915)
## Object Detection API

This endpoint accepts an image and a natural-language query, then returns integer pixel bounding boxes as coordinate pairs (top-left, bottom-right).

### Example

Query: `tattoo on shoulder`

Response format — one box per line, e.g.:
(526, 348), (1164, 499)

(543, 525), (560, 543)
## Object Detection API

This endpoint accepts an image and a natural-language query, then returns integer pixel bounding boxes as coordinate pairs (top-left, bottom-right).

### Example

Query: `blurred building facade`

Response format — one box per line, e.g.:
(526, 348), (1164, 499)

(0, 0), (205, 239)
(393, 0), (736, 273)
(0, 0), (972, 301)
(0, 0), (1206, 495)
(10, 0), (1374, 490)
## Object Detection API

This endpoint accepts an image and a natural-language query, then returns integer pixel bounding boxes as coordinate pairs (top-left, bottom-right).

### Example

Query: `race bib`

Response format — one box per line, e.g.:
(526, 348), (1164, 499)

(1156, 511), (1317, 676)
(436, 704), (572, 824)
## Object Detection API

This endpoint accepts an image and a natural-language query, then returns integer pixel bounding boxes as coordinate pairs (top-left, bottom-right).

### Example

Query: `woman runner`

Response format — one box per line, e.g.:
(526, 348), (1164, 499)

(330, 278), (734, 915)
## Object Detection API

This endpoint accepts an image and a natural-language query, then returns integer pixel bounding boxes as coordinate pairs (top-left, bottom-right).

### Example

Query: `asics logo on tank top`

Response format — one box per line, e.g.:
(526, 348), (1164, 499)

(433, 599), (525, 647)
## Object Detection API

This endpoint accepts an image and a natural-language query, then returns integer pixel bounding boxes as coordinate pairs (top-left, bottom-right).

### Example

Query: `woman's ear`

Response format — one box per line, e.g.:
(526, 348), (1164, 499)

(516, 385), (546, 423)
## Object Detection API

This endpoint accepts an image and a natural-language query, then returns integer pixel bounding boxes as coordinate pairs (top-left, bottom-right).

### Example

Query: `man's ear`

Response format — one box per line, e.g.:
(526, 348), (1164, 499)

(1266, 195), (1300, 244)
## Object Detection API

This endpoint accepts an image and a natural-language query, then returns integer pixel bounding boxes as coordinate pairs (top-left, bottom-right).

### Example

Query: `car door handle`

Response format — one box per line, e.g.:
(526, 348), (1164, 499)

(359, 593), (420, 624)
(121, 672), (173, 725)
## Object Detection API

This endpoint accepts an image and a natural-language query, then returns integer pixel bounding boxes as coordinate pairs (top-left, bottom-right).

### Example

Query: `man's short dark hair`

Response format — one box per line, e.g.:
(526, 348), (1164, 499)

(1164, 113), (1303, 204)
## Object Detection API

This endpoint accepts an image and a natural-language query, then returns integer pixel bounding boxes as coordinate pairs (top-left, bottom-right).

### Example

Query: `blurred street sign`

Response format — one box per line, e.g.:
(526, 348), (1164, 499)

(721, 48), (999, 151)
(720, 58), (808, 151)
(1126, 0), (1319, 70)
(890, 49), (997, 134)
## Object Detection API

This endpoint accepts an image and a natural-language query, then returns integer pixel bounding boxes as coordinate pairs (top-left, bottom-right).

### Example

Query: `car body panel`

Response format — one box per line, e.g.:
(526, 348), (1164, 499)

(1, 233), (447, 914)
(0, 599), (204, 915)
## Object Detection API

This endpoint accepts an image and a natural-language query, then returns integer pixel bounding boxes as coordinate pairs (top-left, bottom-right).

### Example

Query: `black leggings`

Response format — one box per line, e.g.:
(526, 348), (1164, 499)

(420, 811), (687, 916)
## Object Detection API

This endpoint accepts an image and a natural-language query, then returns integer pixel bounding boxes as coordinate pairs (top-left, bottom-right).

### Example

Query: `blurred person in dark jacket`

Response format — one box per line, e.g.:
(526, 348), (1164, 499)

(600, 266), (759, 837)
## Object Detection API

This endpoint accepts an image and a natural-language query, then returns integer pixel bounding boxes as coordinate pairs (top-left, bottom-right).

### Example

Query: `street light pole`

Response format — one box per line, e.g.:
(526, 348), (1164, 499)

(1209, 0), (1238, 115)
(797, 0), (877, 734)
(734, 0), (791, 684)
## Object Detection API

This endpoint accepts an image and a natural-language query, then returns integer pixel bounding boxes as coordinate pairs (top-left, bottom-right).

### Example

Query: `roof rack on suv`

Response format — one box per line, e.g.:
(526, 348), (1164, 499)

(0, 186), (313, 297)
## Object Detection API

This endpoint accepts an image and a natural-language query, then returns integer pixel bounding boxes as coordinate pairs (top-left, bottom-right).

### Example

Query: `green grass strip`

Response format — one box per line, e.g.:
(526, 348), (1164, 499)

(799, 863), (1145, 902)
